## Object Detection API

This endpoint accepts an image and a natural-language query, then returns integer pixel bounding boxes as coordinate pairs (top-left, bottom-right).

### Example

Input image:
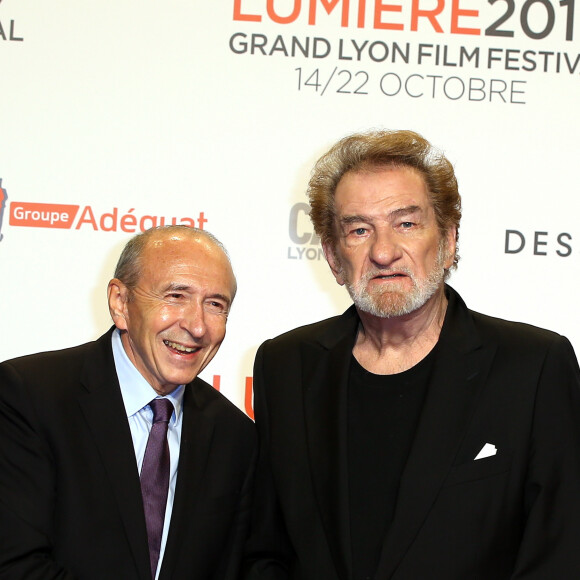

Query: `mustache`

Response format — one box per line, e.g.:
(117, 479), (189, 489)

(357, 267), (415, 285)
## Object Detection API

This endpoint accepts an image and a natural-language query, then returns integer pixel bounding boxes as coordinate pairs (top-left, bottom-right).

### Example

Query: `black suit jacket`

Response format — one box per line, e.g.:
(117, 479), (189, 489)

(0, 329), (256, 580)
(244, 286), (580, 579)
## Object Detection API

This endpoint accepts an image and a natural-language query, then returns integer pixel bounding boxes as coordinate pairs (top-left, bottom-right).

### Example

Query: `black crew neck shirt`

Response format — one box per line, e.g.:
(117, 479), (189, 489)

(347, 349), (435, 580)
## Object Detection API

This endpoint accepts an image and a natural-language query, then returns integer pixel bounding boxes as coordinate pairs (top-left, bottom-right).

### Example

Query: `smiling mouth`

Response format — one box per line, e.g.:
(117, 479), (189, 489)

(163, 340), (200, 354)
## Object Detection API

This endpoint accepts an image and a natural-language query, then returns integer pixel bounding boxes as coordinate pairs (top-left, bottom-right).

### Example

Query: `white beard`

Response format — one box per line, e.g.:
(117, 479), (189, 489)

(342, 244), (448, 319)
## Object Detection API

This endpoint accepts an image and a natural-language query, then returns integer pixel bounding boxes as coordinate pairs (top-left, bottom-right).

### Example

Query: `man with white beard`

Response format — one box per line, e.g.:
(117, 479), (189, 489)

(244, 130), (580, 580)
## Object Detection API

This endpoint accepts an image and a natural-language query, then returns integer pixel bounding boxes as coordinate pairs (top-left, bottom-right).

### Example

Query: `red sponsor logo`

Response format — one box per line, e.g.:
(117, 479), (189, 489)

(233, 0), (480, 34)
(8, 201), (208, 233)
(9, 202), (80, 229)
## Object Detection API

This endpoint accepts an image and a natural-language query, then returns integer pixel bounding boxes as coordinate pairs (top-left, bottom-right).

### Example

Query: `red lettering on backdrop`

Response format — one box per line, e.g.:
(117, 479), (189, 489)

(233, 0), (262, 21)
(450, 0), (480, 35)
(75, 206), (98, 230)
(357, 0), (366, 27)
(268, 0), (301, 24)
(232, 0), (481, 33)
(309, 0), (350, 27)
(9, 202), (80, 229)
(374, 0), (404, 31)
(245, 377), (254, 420)
(211, 374), (254, 420)
(411, 0), (444, 32)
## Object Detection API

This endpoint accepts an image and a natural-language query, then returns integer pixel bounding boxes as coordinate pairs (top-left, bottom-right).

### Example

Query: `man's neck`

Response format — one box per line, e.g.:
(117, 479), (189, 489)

(353, 286), (448, 375)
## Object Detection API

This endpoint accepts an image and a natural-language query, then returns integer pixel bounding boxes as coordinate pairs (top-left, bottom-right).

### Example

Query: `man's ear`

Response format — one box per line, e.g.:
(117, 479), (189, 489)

(443, 226), (457, 270)
(322, 241), (345, 286)
(107, 279), (130, 330)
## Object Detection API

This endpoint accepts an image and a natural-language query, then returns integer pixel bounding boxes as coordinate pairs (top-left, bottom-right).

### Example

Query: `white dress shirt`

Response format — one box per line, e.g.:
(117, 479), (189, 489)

(111, 329), (184, 580)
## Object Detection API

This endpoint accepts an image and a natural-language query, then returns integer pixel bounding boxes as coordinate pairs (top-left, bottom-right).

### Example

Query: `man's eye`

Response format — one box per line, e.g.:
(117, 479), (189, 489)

(204, 301), (227, 315)
(400, 222), (415, 229)
(354, 227), (367, 235)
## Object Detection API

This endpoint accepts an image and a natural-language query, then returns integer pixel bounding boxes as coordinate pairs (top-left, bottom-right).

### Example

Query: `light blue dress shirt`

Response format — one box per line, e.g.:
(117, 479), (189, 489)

(111, 329), (184, 580)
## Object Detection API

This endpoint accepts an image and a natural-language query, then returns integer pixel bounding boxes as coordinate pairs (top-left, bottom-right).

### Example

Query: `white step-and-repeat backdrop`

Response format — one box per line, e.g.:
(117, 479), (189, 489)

(1, 1), (578, 416)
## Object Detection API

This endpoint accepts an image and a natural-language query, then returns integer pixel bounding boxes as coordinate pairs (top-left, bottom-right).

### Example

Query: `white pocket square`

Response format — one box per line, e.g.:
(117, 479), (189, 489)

(474, 443), (497, 460)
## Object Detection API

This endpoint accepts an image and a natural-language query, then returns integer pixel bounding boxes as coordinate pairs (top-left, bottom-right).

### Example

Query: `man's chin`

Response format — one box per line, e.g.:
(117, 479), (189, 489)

(353, 283), (444, 318)
(352, 291), (409, 318)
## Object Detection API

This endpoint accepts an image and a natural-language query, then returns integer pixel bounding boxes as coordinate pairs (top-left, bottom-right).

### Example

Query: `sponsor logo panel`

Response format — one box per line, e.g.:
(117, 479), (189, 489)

(10, 202), (80, 229)
(230, 0), (579, 104)
(0, 180), (209, 239)
(505, 229), (573, 257)
(287, 201), (324, 261)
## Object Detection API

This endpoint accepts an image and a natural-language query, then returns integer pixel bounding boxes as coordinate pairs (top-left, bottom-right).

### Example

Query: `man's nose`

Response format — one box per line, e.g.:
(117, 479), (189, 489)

(181, 300), (207, 338)
(369, 229), (402, 267)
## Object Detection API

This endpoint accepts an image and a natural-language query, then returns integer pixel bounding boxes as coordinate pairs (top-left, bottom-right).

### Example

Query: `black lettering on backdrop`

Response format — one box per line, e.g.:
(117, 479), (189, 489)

(505, 230), (573, 256)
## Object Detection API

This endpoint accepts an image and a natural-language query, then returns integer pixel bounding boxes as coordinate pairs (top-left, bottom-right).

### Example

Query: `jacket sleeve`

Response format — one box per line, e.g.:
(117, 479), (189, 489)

(243, 342), (294, 580)
(0, 361), (76, 580)
(511, 336), (580, 578)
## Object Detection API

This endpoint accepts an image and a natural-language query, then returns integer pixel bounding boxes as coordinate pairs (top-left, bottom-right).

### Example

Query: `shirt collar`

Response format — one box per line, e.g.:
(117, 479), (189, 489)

(111, 328), (184, 423)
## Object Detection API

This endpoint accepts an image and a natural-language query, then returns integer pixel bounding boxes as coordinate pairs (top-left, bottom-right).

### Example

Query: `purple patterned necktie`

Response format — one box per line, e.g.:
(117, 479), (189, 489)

(140, 397), (173, 579)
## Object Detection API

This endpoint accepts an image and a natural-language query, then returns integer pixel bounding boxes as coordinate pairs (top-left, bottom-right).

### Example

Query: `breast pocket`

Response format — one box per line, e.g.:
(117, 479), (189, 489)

(443, 453), (511, 488)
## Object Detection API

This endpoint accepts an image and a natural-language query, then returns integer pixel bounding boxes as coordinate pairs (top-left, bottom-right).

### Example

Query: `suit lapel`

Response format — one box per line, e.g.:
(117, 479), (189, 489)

(76, 330), (151, 580)
(161, 378), (215, 576)
(303, 307), (359, 580)
(374, 286), (497, 579)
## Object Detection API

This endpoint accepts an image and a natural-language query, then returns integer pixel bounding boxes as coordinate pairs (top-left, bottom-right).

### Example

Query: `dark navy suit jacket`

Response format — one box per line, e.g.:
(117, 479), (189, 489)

(0, 329), (256, 580)
(245, 286), (580, 579)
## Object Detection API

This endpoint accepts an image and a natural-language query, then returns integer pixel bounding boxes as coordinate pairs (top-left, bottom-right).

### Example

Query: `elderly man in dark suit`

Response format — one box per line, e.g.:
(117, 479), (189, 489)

(0, 225), (256, 580)
(244, 130), (580, 579)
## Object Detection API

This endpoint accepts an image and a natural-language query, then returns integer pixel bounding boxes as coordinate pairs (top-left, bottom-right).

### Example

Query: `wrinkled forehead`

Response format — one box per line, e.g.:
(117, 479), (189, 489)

(335, 165), (432, 211)
(140, 234), (236, 295)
